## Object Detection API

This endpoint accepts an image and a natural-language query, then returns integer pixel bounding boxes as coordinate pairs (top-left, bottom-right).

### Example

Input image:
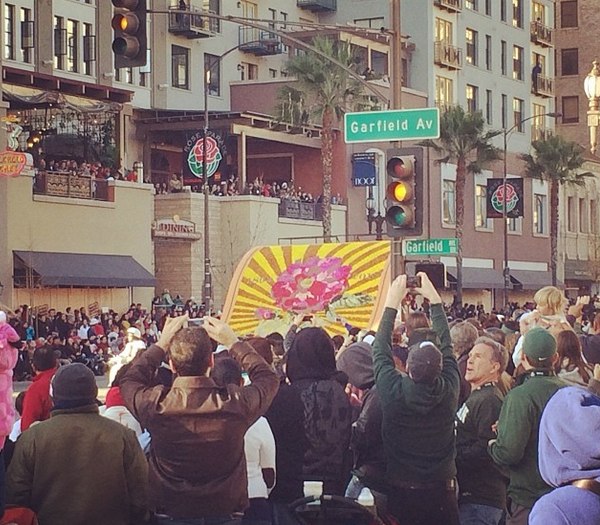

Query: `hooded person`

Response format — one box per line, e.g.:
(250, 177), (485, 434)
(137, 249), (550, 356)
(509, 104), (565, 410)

(7, 363), (149, 525)
(285, 327), (352, 495)
(108, 326), (146, 385)
(337, 342), (386, 501)
(530, 383), (600, 525)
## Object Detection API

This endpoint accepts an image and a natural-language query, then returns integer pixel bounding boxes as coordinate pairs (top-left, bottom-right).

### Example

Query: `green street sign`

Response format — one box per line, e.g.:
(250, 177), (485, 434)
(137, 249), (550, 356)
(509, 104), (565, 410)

(403, 238), (458, 256)
(344, 108), (440, 144)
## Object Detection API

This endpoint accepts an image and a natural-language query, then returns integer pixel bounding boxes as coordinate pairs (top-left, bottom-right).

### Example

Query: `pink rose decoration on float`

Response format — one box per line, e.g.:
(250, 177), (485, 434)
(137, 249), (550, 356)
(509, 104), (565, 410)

(271, 256), (352, 313)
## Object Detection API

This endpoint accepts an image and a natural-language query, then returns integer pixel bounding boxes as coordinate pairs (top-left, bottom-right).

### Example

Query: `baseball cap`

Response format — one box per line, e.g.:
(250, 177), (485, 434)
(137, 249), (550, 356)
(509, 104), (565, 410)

(407, 341), (443, 384)
(522, 327), (557, 363)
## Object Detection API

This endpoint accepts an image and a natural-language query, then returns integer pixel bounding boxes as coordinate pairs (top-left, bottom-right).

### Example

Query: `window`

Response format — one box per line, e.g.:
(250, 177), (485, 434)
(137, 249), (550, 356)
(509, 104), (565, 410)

(171, 45), (189, 89)
(485, 0), (492, 15)
(513, 45), (523, 80)
(591, 200), (597, 234)
(532, 103), (546, 139)
(371, 50), (388, 77)
(67, 19), (78, 73)
(240, 62), (258, 80)
(465, 29), (478, 66)
(502, 94), (508, 128)
(435, 76), (453, 108)
(466, 85), (479, 113)
(533, 2), (545, 22)
(20, 7), (32, 63)
(267, 8), (276, 31)
(512, 0), (522, 28)
(534, 194), (547, 234)
(443, 179), (456, 225)
(435, 18), (453, 44)
(508, 217), (521, 232)
(485, 90), (492, 124)
(500, 0), (507, 21)
(561, 1), (578, 28)
(561, 48), (578, 76)
(268, 68), (277, 78)
(124, 67), (133, 84)
(562, 96), (579, 123)
(205, 53), (220, 96)
(4, 4), (14, 60)
(501, 40), (507, 76)
(465, 0), (477, 9)
(475, 184), (490, 228)
(532, 52), (545, 75)
(513, 98), (524, 131)
(280, 11), (288, 29)
(83, 23), (95, 76)
(354, 17), (385, 29)
(54, 16), (66, 70)
(580, 198), (588, 233)
(485, 35), (492, 70)
(567, 196), (576, 232)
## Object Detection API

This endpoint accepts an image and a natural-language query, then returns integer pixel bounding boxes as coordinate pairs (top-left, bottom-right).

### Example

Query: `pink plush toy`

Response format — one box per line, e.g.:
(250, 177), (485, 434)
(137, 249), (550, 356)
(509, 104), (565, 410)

(0, 311), (19, 449)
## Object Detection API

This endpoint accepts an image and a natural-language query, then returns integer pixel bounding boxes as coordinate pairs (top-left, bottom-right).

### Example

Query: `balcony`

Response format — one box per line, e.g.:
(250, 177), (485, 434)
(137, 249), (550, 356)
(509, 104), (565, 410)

(168, 6), (217, 39)
(239, 28), (283, 56)
(34, 171), (110, 201)
(297, 0), (337, 11)
(278, 199), (323, 221)
(434, 0), (462, 12)
(533, 75), (554, 98)
(530, 21), (553, 47)
(434, 41), (463, 70)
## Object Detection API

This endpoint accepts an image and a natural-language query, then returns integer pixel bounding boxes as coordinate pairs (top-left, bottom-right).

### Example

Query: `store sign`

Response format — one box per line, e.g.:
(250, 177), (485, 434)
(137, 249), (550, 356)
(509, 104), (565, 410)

(0, 150), (33, 177)
(152, 218), (202, 240)
(486, 178), (524, 219)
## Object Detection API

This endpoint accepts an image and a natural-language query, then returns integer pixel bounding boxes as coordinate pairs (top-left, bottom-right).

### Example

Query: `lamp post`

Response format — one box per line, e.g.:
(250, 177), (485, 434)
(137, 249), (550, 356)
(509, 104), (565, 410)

(584, 60), (600, 154)
(366, 190), (385, 240)
(203, 67), (212, 314)
(502, 111), (561, 307)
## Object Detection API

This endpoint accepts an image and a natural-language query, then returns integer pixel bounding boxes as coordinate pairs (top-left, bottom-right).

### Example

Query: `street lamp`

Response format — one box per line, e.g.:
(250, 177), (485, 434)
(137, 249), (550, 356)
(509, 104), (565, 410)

(501, 111), (561, 307)
(366, 190), (385, 240)
(584, 60), (600, 154)
(203, 67), (212, 314)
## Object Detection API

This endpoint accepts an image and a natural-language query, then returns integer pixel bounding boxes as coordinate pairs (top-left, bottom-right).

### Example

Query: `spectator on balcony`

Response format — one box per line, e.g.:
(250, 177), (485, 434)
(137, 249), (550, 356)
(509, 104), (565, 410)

(168, 173), (183, 193)
(532, 61), (542, 93)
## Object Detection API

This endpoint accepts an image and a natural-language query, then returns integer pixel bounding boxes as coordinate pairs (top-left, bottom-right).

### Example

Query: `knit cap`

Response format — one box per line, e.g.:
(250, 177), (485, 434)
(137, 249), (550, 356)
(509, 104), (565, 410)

(51, 363), (98, 404)
(522, 327), (556, 364)
(407, 341), (443, 384)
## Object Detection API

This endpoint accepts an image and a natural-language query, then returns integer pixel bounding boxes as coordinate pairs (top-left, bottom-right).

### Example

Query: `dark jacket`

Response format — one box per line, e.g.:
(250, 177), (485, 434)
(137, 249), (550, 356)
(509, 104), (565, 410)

(488, 370), (565, 509)
(373, 303), (460, 483)
(456, 384), (506, 510)
(457, 352), (472, 407)
(121, 342), (279, 519)
(7, 404), (149, 525)
(579, 333), (600, 364)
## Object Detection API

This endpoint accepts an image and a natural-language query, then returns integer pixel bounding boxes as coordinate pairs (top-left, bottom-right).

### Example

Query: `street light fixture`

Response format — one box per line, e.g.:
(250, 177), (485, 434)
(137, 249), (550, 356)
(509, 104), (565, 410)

(366, 191), (385, 240)
(584, 60), (600, 154)
(203, 67), (212, 314)
(501, 111), (561, 307)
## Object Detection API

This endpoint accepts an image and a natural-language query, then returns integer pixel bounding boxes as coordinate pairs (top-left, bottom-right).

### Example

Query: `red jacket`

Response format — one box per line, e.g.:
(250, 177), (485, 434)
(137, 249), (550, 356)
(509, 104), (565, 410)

(21, 368), (56, 431)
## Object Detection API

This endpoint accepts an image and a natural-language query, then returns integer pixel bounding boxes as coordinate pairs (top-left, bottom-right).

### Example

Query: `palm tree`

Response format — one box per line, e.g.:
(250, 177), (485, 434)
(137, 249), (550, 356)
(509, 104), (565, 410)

(520, 135), (592, 286)
(282, 36), (363, 241)
(421, 106), (502, 306)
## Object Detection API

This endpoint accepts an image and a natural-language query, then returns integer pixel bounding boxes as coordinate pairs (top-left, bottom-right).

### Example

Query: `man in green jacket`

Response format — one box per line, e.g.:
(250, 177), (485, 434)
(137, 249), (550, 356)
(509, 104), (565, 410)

(488, 327), (566, 525)
(373, 273), (460, 525)
(7, 363), (149, 525)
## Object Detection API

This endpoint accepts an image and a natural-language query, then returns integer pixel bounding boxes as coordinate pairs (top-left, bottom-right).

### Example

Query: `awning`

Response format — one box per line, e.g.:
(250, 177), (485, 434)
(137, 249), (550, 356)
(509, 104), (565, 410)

(509, 270), (555, 289)
(446, 267), (505, 289)
(14, 251), (155, 287)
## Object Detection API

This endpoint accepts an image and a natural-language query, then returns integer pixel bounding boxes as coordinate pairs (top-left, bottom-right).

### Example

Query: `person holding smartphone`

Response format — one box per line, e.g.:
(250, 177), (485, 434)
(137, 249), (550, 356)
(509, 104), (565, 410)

(372, 273), (460, 525)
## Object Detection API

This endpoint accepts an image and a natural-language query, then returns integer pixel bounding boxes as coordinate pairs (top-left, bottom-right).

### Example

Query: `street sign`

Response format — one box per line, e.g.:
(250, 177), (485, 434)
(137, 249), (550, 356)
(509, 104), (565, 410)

(344, 108), (440, 144)
(403, 237), (458, 256)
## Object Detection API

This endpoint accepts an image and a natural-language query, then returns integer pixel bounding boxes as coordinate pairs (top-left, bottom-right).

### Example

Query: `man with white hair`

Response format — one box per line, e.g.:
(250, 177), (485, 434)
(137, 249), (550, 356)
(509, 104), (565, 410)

(108, 327), (146, 385)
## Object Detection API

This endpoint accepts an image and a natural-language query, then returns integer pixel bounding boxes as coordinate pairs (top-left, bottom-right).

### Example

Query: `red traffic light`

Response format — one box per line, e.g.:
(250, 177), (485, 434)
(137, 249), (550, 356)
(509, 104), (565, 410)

(387, 156), (414, 178)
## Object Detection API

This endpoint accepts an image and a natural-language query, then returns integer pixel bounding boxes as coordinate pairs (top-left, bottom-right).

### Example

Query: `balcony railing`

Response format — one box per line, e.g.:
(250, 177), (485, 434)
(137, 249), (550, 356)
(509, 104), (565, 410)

(34, 171), (110, 201)
(530, 21), (553, 47)
(239, 28), (283, 56)
(434, 0), (462, 12)
(297, 0), (337, 11)
(434, 41), (463, 70)
(533, 74), (554, 98)
(278, 199), (323, 221)
(168, 6), (217, 39)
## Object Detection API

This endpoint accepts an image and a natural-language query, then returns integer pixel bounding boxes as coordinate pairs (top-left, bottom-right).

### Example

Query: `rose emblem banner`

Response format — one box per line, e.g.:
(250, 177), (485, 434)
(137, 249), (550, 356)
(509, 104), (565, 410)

(486, 178), (524, 219)
(222, 241), (391, 336)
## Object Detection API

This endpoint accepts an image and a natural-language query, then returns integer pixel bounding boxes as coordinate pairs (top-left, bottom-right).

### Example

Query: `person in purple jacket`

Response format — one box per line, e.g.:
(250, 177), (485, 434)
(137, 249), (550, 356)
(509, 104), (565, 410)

(530, 366), (600, 525)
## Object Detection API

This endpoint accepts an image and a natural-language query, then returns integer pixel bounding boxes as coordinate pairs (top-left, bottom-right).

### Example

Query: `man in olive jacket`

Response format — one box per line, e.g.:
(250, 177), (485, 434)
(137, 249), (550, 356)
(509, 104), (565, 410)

(7, 363), (149, 525)
(373, 273), (460, 525)
(488, 327), (565, 525)
(121, 315), (279, 524)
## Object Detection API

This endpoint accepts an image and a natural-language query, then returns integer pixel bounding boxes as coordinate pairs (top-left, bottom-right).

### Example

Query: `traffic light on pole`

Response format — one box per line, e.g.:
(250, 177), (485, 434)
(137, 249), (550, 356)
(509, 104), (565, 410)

(385, 147), (423, 238)
(111, 0), (147, 68)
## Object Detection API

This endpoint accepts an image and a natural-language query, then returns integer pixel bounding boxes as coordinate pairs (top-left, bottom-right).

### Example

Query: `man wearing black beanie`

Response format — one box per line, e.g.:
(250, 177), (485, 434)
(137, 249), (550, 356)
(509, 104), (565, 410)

(373, 273), (460, 525)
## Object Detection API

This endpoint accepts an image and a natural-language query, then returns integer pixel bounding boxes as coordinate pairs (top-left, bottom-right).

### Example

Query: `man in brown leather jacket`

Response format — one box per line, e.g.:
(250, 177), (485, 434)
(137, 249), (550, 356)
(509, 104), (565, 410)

(121, 315), (279, 525)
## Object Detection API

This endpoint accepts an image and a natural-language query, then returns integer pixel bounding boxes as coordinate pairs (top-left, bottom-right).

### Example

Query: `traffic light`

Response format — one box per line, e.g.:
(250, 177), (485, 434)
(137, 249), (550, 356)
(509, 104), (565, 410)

(111, 0), (147, 68)
(385, 147), (423, 237)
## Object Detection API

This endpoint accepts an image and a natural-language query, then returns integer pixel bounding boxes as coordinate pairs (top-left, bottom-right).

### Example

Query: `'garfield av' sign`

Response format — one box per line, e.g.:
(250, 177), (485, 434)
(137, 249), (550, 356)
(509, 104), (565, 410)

(152, 218), (202, 240)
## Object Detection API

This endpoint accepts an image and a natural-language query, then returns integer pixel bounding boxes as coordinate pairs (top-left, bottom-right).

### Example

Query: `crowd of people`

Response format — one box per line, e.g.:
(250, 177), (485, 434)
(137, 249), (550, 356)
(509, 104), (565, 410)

(36, 157), (140, 182)
(0, 279), (599, 524)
